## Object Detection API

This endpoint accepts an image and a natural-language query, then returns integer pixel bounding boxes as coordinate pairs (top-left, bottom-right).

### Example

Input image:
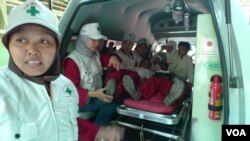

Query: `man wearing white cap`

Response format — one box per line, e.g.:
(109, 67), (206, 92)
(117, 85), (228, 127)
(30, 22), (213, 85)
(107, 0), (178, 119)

(0, 0), (124, 141)
(134, 37), (150, 62)
(114, 33), (141, 69)
(102, 33), (142, 99)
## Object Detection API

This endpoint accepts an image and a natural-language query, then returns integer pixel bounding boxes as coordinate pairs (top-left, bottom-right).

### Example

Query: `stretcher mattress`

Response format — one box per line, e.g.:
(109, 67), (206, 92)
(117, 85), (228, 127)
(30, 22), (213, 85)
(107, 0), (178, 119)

(123, 89), (187, 114)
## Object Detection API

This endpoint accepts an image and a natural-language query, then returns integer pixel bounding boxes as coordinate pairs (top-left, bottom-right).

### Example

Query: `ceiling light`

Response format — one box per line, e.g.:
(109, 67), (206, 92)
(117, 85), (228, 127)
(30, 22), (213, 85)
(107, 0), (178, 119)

(173, 0), (184, 11)
(172, 0), (185, 24)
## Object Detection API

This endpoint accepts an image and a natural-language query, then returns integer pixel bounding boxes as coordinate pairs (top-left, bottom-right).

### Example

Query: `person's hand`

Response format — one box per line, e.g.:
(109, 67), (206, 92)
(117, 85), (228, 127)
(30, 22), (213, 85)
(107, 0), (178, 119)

(88, 88), (113, 103)
(108, 56), (122, 70)
(96, 88), (113, 103)
(95, 125), (125, 141)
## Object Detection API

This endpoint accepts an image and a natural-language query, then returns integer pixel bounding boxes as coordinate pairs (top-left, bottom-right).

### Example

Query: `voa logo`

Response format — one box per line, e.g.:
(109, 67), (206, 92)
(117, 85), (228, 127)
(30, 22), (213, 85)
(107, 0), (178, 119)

(226, 129), (246, 136)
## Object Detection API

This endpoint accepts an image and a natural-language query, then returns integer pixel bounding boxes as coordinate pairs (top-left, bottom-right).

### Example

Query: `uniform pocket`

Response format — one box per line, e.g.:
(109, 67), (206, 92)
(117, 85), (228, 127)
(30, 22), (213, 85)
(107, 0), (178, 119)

(0, 121), (38, 141)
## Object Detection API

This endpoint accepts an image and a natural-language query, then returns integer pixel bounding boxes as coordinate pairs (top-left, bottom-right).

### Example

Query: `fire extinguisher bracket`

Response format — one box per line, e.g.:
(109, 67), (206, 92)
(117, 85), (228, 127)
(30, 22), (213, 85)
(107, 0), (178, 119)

(208, 104), (223, 111)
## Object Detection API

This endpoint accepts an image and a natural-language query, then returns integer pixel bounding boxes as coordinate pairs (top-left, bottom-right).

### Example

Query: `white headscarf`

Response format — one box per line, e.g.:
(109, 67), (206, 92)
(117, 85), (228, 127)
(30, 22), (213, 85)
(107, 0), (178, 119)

(75, 35), (99, 58)
(166, 40), (179, 72)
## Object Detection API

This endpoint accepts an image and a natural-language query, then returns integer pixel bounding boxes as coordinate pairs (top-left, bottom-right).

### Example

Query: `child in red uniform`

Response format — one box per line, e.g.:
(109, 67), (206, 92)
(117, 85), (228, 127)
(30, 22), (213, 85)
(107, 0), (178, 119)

(122, 75), (185, 105)
(104, 58), (154, 101)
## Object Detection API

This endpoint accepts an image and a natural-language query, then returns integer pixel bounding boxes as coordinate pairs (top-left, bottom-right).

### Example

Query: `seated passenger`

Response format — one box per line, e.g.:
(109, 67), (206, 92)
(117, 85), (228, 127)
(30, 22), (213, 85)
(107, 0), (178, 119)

(99, 39), (117, 54)
(151, 54), (162, 72)
(114, 33), (141, 69)
(98, 39), (108, 53)
(171, 41), (194, 89)
(155, 45), (168, 70)
(104, 58), (153, 101)
(166, 40), (179, 72)
(122, 75), (185, 105)
(132, 58), (153, 79)
(108, 41), (116, 53)
(134, 38), (150, 61)
(63, 23), (120, 126)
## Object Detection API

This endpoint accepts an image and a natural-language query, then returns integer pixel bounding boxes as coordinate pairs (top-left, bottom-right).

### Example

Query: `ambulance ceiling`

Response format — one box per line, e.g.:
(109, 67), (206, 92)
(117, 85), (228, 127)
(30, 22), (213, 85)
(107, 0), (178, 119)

(61, 0), (210, 44)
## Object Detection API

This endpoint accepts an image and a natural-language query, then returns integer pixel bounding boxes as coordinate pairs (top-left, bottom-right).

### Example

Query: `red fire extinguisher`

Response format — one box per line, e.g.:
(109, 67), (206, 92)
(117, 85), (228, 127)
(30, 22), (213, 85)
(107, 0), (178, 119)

(208, 75), (223, 120)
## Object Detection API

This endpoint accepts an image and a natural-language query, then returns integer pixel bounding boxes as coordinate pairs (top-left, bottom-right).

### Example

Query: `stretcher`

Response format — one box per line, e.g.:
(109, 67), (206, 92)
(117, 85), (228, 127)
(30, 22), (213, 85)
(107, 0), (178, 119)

(116, 85), (192, 141)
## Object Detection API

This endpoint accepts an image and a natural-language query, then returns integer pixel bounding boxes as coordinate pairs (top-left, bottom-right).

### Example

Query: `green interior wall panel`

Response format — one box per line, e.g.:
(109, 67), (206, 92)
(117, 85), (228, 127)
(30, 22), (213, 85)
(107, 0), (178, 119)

(191, 14), (223, 141)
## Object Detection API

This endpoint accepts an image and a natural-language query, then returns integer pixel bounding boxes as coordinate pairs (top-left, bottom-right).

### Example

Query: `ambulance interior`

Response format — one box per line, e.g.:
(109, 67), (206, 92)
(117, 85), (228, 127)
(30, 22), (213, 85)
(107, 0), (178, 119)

(57, 0), (250, 141)
(0, 0), (249, 141)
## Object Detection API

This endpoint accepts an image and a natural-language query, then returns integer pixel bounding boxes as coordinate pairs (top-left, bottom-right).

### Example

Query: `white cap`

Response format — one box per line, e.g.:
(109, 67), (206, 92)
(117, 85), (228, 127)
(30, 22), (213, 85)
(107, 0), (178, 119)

(6, 0), (59, 36)
(123, 33), (135, 42)
(2, 0), (60, 47)
(137, 38), (148, 46)
(79, 23), (107, 40)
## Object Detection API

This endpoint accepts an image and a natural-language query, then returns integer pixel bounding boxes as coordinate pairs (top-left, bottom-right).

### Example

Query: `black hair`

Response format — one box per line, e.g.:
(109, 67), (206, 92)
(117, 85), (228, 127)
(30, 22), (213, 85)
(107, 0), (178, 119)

(178, 41), (191, 50)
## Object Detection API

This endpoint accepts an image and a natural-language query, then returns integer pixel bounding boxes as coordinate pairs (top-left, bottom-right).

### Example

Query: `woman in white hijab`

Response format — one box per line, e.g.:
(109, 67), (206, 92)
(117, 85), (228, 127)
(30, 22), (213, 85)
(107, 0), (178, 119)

(166, 40), (180, 72)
